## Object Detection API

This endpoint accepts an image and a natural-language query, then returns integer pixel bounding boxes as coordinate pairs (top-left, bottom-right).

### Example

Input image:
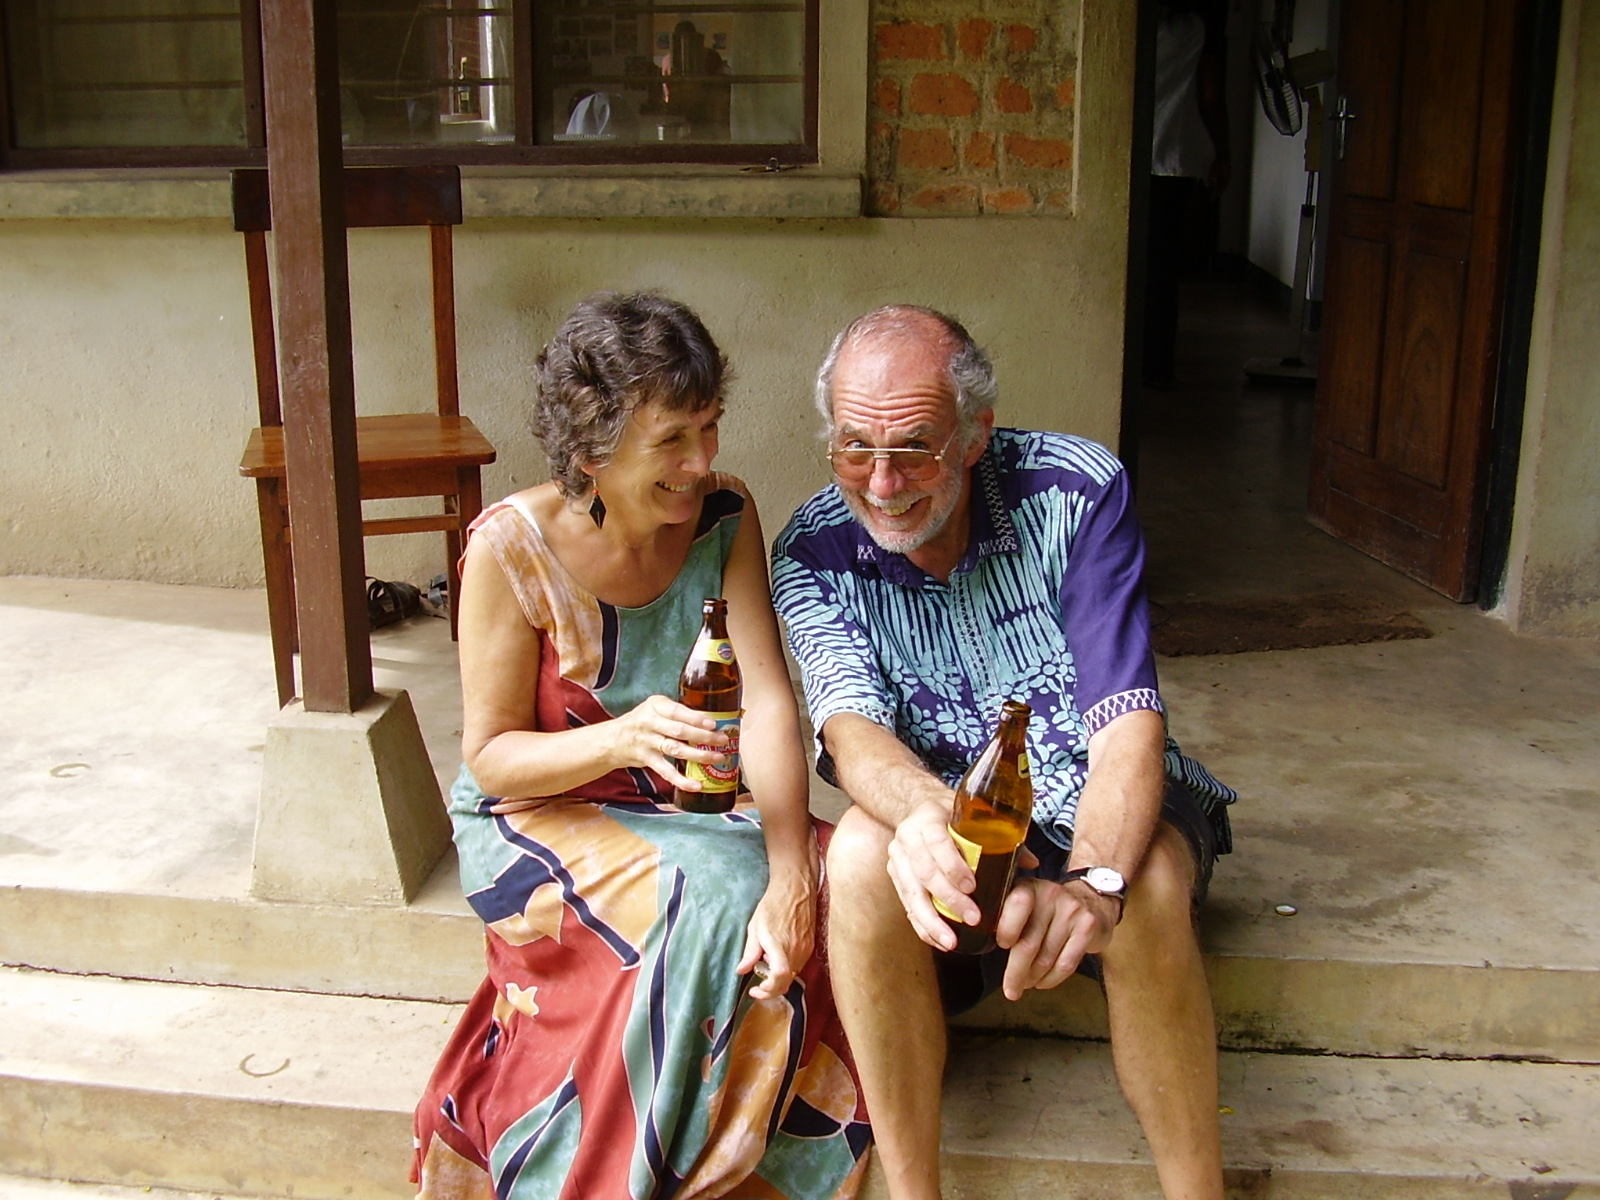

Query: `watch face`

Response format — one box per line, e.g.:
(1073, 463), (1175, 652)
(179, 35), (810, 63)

(1086, 866), (1126, 895)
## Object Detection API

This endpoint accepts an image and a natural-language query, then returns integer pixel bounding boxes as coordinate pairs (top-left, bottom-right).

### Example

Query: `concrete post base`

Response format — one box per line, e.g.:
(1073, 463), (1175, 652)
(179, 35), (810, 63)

(251, 689), (452, 906)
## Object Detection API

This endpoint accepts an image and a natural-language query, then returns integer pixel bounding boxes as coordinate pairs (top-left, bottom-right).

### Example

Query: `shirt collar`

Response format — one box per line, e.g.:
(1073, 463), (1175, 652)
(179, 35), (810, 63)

(847, 442), (1019, 585)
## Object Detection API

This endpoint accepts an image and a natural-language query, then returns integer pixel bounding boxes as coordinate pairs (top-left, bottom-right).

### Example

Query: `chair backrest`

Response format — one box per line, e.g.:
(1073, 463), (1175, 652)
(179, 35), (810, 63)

(230, 165), (464, 427)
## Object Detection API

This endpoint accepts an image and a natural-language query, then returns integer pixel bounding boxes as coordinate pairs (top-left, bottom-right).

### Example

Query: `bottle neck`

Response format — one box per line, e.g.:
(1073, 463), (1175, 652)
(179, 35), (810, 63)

(996, 707), (1028, 743)
(701, 602), (729, 640)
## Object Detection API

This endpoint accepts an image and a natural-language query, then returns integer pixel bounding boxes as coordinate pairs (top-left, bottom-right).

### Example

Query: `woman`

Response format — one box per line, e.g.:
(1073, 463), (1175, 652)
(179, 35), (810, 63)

(412, 293), (869, 1199)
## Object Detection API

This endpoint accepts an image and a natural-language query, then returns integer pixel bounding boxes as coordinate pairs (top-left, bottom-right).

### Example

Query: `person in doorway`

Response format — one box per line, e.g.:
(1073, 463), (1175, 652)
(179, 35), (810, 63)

(771, 305), (1237, 1199)
(412, 292), (869, 1199)
(1144, 0), (1231, 388)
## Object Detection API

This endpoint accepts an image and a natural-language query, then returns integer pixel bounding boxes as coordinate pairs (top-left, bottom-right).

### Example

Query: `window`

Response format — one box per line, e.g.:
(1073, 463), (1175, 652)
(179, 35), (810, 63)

(0, 0), (818, 169)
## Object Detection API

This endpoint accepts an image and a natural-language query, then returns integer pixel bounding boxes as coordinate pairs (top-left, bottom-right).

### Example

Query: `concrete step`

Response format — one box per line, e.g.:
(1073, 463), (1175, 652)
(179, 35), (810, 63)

(960, 956), (1600, 1064)
(0, 873), (485, 1005)
(0, 1179), (274, 1200)
(914, 1033), (1600, 1200)
(4, 877), (1596, 1063)
(0, 967), (442, 1199)
(5, 968), (1598, 1200)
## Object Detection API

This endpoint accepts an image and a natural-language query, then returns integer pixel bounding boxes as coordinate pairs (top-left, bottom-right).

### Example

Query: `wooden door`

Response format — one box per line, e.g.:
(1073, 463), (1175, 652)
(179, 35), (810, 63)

(1308, 0), (1525, 601)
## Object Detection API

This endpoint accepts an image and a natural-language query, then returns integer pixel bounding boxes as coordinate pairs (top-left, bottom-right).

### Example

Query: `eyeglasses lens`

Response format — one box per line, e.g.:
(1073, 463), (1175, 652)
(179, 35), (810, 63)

(831, 448), (938, 480)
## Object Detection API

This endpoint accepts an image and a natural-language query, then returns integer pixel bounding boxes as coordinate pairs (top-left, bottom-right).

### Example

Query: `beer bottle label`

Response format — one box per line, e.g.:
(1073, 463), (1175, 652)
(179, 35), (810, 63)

(692, 637), (736, 665)
(1017, 750), (1031, 780)
(932, 825), (984, 922)
(684, 711), (740, 792)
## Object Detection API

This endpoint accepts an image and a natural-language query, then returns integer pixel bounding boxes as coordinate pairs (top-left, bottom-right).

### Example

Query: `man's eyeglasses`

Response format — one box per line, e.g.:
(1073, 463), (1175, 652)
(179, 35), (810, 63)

(826, 430), (958, 482)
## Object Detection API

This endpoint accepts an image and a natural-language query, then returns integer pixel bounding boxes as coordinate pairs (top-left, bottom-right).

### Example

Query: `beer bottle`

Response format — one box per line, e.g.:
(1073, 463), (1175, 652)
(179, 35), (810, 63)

(934, 700), (1034, 954)
(674, 597), (741, 813)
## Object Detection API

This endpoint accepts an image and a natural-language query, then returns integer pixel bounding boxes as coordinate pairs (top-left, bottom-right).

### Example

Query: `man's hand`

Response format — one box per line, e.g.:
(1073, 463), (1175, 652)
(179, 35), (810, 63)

(885, 800), (974, 952)
(993, 877), (1120, 1001)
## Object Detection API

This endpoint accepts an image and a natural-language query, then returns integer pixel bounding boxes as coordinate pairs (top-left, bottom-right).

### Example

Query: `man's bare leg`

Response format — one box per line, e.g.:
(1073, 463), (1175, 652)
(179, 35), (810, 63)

(1099, 822), (1225, 1200)
(826, 805), (946, 1200)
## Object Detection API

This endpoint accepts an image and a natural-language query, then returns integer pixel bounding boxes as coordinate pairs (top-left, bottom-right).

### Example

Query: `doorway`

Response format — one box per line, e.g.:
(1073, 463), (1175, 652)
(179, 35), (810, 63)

(1134, 277), (1442, 618)
(1127, 0), (1560, 624)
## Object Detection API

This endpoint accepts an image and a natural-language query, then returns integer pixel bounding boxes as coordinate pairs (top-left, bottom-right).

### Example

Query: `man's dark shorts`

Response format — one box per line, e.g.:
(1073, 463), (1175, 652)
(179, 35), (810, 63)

(934, 777), (1226, 1016)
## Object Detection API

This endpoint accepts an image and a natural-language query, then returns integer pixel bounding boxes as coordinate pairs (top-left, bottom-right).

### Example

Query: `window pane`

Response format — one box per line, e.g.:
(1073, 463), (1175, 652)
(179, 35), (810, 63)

(542, 6), (804, 147)
(4, 0), (246, 149)
(336, 0), (515, 147)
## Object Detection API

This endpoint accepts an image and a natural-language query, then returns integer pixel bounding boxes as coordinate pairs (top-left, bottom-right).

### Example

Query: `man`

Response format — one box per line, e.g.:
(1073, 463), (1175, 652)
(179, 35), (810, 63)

(1144, 0), (1231, 388)
(771, 306), (1236, 1200)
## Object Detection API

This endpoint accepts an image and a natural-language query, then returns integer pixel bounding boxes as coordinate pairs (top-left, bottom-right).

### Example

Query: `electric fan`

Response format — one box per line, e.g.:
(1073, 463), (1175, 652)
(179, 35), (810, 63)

(1243, 0), (1335, 385)
(1254, 6), (1303, 137)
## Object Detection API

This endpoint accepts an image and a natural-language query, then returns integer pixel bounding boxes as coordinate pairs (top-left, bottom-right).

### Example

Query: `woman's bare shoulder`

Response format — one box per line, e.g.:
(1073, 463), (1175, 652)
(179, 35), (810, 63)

(506, 481), (565, 521)
(710, 471), (755, 506)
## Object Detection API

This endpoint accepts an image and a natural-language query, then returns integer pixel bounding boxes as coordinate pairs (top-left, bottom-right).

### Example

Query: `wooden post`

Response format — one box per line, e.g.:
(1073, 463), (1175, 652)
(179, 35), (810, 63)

(258, 0), (373, 713)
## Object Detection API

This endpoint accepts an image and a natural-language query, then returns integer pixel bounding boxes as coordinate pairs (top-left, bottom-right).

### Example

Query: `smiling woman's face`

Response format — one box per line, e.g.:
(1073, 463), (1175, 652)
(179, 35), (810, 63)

(588, 396), (723, 527)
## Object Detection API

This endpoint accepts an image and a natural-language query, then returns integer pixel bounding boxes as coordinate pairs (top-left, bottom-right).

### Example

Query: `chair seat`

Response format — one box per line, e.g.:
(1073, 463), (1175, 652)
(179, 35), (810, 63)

(239, 413), (496, 479)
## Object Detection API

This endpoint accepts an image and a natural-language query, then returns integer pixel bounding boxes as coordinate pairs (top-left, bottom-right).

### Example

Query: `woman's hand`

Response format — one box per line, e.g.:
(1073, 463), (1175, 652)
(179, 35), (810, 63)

(614, 694), (734, 794)
(738, 852), (818, 1001)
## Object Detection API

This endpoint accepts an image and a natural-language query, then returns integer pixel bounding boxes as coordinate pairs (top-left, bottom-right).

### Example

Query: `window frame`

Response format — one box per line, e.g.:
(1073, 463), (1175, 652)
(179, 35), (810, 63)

(0, 0), (819, 171)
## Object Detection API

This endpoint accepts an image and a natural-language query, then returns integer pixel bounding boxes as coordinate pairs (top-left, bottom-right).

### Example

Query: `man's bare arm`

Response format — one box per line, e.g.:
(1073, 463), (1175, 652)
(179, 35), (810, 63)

(1068, 707), (1168, 886)
(993, 707), (1166, 999)
(823, 711), (953, 828)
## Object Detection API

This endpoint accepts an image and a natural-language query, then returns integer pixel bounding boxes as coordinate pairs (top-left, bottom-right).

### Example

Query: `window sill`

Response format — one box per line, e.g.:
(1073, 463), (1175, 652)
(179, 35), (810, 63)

(465, 166), (861, 219)
(0, 165), (863, 221)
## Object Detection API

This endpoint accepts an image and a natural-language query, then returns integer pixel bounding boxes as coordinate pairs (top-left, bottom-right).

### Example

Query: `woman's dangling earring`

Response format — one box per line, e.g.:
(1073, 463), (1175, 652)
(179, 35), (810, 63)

(589, 487), (606, 528)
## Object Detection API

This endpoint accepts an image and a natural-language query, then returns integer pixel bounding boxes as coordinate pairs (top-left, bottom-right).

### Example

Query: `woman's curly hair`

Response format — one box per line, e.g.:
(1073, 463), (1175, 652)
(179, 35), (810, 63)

(533, 292), (730, 500)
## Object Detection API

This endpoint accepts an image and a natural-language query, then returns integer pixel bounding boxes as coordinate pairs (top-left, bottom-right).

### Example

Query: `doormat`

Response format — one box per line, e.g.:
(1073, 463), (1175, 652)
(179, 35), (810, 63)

(1149, 592), (1434, 657)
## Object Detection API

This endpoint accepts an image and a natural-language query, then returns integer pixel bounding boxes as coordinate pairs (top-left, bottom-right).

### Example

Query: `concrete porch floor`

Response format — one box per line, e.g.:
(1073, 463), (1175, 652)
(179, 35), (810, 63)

(4, 559), (1597, 958)
(5, 551), (1600, 967)
(1132, 277), (1600, 986)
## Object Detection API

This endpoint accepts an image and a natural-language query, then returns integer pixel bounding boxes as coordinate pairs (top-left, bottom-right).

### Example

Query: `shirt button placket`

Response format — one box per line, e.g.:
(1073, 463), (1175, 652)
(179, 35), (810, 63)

(949, 574), (998, 720)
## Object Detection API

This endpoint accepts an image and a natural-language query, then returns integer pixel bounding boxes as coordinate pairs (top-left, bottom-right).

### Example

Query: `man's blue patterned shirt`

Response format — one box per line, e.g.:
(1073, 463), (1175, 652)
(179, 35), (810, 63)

(771, 427), (1235, 850)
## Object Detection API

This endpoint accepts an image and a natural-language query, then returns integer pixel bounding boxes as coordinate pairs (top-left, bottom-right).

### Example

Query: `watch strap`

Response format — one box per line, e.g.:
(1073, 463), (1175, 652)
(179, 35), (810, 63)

(1061, 866), (1127, 899)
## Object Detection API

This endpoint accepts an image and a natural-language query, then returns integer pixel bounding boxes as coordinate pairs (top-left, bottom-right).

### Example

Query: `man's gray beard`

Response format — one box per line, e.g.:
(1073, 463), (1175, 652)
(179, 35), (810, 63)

(842, 464), (965, 556)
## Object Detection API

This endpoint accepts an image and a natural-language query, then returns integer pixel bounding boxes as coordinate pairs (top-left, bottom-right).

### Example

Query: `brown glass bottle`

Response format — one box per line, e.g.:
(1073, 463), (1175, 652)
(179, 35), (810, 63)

(673, 597), (742, 813)
(934, 700), (1034, 954)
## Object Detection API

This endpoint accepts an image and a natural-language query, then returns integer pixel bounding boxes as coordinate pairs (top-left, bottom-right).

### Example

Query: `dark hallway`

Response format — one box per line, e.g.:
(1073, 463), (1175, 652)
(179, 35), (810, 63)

(1132, 275), (1455, 628)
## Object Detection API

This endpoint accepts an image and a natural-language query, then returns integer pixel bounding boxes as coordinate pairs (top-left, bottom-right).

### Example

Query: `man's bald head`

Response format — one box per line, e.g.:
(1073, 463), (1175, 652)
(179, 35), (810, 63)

(814, 305), (997, 438)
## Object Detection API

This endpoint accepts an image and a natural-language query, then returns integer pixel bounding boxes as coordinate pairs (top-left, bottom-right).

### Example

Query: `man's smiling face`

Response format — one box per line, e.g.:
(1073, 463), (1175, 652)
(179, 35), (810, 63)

(828, 330), (977, 559)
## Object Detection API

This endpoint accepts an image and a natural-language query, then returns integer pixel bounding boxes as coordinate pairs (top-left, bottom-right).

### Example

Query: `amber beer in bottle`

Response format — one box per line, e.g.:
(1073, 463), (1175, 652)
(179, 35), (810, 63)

(934, 700), (1034, 954)
(674, 597), (742, 813)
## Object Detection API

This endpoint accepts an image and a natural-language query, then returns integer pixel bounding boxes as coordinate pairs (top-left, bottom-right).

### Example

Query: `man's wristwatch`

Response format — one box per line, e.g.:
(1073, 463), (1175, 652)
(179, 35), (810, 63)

(1061, 866), (1127, 903)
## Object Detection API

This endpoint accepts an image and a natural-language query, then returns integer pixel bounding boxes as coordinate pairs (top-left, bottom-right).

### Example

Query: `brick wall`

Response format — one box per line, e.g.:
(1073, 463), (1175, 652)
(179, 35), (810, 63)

(868, 3), (1080, 217)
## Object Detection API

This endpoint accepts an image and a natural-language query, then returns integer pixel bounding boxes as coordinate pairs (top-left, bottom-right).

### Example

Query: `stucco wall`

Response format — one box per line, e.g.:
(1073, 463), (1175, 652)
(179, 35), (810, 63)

(0, 219), (255, 583)
(1503, 0), (1600, 637)
(0, 4), (1137, 591)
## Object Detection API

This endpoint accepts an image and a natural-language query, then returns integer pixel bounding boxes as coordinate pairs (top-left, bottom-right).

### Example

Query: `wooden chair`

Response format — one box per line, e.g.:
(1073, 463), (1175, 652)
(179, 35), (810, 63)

(235, 165), (496, 706)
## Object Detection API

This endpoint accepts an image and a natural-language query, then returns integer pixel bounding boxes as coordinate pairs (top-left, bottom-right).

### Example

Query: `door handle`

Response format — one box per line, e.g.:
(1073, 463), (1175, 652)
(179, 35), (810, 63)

(1332, 96), (1357, 160)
